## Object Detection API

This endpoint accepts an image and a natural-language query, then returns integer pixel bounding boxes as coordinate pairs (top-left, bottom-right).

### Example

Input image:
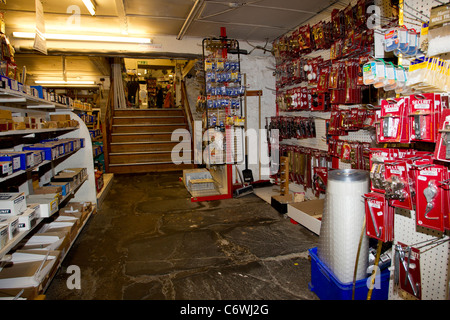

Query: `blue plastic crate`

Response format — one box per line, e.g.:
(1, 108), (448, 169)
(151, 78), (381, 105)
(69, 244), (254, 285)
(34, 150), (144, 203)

(308, 247), (390, 300)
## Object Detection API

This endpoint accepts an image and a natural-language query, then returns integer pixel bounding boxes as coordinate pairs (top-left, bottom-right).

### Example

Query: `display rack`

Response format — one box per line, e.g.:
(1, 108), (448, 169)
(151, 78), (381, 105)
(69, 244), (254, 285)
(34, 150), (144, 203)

(260, 0), (450, 300)
(0, 86), (97, 298)
(382, 0), (450, 301)
(188, 28), (245, 202)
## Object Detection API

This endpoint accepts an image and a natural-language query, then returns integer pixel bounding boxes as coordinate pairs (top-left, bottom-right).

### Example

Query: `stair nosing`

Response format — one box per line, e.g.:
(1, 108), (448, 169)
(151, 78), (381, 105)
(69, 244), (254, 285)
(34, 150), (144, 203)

(114, 116), (185, 119)
(110, 150), (192, 155)
(111, 132), (176, 135)
(109, 161), (191, 166)
(112, 123), (186, 127)
(114, 108), (182, 111)
(111, 141), (177, 145)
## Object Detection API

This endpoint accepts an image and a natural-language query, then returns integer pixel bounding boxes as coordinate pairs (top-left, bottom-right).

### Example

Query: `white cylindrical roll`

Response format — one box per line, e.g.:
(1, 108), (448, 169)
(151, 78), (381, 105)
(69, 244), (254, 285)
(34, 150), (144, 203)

(317, 169), (369, 284)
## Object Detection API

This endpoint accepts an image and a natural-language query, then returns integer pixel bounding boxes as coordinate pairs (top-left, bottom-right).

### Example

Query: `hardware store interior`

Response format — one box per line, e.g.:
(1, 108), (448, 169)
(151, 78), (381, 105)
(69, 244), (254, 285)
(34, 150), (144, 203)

(0, 0), (449, 302)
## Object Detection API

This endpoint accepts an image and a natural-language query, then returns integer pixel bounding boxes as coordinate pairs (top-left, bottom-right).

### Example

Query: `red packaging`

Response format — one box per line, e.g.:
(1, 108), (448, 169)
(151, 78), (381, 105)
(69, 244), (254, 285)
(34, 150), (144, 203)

(364, 192), (395, 242)
(397, 242), (422, 300)
(384, 160), (413, 210)
(313, 167), (328, 197)
(415, 164), (447, 232)
(378, 97), (410, 143)
(408, 93), (439, 143)
(434, 107), (450, 162)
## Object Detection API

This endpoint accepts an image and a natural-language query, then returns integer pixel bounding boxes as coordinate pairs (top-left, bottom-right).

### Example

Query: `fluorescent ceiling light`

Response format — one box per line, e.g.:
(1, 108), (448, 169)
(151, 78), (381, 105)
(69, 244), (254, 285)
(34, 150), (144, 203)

(82, 0), (96, 16)
(13, 32), (152, 44)
(35, 80), (95, 85)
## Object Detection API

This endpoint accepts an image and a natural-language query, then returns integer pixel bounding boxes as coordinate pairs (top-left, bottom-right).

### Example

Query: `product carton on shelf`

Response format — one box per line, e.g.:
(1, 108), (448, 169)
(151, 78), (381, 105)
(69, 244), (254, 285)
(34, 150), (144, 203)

(18, 231), (69, 254)
(26, 195), (58, 218)
(33, 185), (63, 201)
(0, 250), (60, 290)
(0, 216), (19, 241)
(0, 286), (40, 300)
(0, 110), (12, 120)
(0, 192), (27, 216)
(0, 119), (13, 132)
(0, 161), (12, 177)
(2, 150), (35, 170)
(23, 143), (59, 161)
(0, 153), (22, 172)
(0, 226), (8, 250)
(47, 181), (69, 197)
(16, 207), (38, 232)
(60, 201), (93, 224)
(37, 221), (77, 243)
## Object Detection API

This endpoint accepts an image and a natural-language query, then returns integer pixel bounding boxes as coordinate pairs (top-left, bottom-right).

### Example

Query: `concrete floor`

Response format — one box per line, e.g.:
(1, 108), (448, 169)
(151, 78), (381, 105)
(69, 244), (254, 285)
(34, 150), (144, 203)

(44, 171), (320, 300)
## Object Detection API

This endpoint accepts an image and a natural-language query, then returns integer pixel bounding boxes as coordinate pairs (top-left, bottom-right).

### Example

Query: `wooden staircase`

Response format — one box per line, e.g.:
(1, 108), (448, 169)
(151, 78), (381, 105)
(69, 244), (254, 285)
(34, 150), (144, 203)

(107, 108), (195, 174)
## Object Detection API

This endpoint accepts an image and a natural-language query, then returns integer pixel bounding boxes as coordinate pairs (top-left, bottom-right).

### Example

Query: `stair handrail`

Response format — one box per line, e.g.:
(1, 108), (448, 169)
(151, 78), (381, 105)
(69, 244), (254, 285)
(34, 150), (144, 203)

(180, 80), (194, 135)
(102, 78), (114, 173)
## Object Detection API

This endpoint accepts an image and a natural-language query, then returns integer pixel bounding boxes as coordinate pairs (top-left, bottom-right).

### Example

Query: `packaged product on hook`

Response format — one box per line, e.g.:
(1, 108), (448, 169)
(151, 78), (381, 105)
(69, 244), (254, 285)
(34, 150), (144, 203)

(363, 59), (386, 87)
(383, 62), (397, 91)
(394, 26), (409, 56)
(405, 29), (419, 56)
(394, 65), (408, 94)
(384, 28), (399, 52)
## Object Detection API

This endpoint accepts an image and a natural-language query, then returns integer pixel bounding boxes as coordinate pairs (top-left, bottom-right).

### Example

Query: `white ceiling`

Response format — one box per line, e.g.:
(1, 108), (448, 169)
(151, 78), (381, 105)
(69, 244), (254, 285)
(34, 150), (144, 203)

(3, 0), (336, 42)
(1, 0), (340, 85)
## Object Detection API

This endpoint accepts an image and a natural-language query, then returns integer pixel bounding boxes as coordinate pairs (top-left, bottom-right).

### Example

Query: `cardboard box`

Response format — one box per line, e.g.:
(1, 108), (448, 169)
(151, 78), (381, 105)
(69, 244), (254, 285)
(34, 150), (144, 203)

(16, 207), (38, 232)
(60, 201), (92, 224)
(0, 153), (22, 172)
(23, 144), (59, 161)
(18, 231), (69, 253)
(0, 250), (60, 289)
(50, 114), (70, 122)
(0, 225), (8, 250)
(46, 182), (69, 197)
(33, 186), (62, 200)
(0, 161), (12, 177)
(38, 221), (77, 243)
(52, 168), (86, 188)
(2, 151), (34, 170)
(0, 119), (13, 132)
(271, 194), (294, 214)
(26, 195), (58, 218)
(26, 203), (41, 219)
(0, 192), (27, 216)
(0, 285), (40, 300)
(54, 215), (80, 229)
(0, 216), (19, 241)
(31, 150), (44, 167)
(0, 110), (12, 120)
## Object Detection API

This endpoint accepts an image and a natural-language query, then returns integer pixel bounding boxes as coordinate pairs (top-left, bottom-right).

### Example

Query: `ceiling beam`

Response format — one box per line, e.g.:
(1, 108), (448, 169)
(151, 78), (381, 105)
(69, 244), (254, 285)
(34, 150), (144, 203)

(89, 56), (111, 76)
(181, 60), (196, 78)
(115, 0), (128, 35)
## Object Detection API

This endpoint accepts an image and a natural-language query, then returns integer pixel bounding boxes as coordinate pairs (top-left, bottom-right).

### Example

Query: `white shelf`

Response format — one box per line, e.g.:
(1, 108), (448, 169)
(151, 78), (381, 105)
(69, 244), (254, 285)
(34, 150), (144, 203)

(0, 146), (83, 184)
(0, 174), (89, 260)
(0, 218), (44, 260)
(0, 127), (78, 137)
(96, 173), (113, 209)
(0, 88), (90, 113)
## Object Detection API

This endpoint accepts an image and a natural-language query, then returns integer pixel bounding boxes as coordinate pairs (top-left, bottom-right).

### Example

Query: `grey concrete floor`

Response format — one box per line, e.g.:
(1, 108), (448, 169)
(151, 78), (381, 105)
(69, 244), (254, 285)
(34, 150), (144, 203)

(44, 171), (320, 300)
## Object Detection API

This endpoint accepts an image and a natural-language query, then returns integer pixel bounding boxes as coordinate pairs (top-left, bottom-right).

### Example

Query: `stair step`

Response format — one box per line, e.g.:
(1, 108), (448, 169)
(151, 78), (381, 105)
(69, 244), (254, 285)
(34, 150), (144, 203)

(109, 150), (192, 163)
(114, 109), (184, 117)
(111, 132), (176, 143)
(110, 150), (191, 155)
(112, 124), (188, 133)
(108, 162), (195, 174)
(113, 116), (186, 125)
(110, 141), (180, 153)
